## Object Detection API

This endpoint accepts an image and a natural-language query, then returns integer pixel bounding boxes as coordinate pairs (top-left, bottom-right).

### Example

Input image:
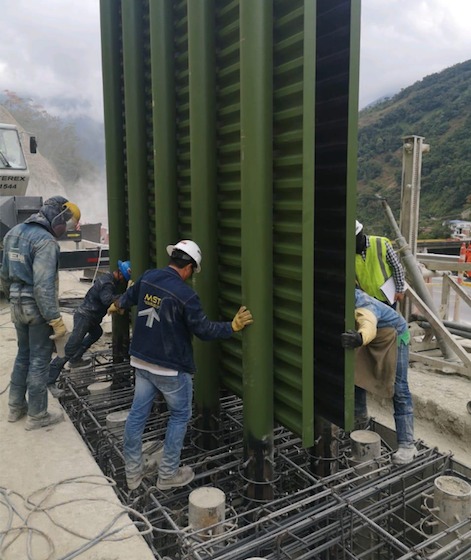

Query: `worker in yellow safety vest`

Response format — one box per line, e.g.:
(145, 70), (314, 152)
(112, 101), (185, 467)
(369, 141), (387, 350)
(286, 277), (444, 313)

(355, 220), (405, 308)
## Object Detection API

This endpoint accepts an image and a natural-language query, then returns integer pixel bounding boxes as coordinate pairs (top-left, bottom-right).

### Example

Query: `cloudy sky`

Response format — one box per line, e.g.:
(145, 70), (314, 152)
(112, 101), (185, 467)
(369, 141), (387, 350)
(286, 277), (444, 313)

(0, 0), (471, 121)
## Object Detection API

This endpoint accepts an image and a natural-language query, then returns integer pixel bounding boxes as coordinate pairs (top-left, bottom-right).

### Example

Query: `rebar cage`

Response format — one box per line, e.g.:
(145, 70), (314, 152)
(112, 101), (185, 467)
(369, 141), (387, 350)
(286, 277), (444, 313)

(59, 356), (471, 560)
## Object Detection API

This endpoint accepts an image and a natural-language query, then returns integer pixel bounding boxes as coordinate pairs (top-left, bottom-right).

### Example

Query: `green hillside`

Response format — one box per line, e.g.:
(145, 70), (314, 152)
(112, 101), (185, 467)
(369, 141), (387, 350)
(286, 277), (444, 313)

(357, 59), (471, 239)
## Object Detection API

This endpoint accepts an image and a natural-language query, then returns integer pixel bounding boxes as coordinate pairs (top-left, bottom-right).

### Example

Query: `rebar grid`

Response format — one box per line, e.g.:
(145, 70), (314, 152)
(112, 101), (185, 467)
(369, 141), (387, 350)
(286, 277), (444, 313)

(144, 451), (469, 560)
(58, 356), (471, 559)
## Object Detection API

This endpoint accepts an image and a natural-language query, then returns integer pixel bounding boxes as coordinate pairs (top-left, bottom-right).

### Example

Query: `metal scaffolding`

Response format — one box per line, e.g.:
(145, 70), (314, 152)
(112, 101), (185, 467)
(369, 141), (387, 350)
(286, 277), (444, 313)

(57, 355), (471, 560)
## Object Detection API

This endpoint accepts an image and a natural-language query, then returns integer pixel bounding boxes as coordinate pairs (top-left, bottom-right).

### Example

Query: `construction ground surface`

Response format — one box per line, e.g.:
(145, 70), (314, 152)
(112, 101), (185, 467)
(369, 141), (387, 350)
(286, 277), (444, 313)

(0, 270), (470, 559)
(0, 270), (155, 560)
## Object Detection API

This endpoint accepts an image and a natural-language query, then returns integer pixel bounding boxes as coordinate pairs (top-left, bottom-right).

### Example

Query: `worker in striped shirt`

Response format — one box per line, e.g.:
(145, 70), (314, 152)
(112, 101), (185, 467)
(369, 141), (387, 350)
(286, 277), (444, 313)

(355, 220), (405, 308)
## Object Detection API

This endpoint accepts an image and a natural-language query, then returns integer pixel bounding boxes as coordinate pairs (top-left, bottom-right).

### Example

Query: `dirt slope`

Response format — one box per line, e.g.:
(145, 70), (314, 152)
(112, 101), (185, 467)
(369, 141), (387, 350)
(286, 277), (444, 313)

(0, 106), (67, 200)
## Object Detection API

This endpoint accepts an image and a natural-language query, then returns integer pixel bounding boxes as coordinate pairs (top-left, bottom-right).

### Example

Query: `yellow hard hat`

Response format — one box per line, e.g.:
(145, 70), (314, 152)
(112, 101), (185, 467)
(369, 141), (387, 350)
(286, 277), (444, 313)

(64, 201), (81, 223)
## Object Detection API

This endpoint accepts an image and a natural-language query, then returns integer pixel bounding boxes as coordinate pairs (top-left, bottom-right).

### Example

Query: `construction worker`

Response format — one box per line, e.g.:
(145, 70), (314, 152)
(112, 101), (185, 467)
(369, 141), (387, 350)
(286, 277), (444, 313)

(47, 260), (132, 397)
(108, 240), (253, 491)
(355, 220), (405, 307)
(341, 287), (417, 465)
(1, 196), (81, 430)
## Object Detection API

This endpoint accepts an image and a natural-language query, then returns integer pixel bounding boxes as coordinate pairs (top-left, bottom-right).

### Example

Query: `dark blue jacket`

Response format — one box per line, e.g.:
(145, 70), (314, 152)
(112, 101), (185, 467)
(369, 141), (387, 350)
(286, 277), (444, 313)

(118, 266), (233, 373)
(77, 272), (121, 323)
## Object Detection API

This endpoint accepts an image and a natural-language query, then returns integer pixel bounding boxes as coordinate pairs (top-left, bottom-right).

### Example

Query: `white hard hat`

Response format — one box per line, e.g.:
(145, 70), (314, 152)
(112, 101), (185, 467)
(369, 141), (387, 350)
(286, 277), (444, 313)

(355, 220), (363, 235)
(166, 240), (202, 273)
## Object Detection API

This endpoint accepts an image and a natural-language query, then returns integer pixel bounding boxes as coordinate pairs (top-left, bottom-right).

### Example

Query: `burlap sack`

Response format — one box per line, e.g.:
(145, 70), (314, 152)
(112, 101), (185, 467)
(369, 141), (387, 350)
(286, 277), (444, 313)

(354, 327), (397, 398)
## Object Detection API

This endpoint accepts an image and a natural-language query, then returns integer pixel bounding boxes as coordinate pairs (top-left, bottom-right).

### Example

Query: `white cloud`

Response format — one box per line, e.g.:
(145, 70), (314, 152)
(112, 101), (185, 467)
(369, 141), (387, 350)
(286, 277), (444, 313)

(0, 0), (103, 120)
(0, 0), (470, 120)
(360, 0), (471, 108)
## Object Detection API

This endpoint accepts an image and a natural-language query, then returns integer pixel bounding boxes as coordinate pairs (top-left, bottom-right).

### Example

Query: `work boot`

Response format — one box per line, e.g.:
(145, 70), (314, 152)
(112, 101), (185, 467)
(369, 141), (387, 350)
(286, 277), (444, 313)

(126, 471), (144, 491)
(157, 466), (195, 491)
(48, 384), (65, 398)
(126, 443), (164, 491)
(69, 357), (92, 369)
(392, 445), (418, 465)
(143, 443), (164, 472)
(142, 439), (164, 456)
(8, 407), (27, 423)
(25, 411), (64, 431)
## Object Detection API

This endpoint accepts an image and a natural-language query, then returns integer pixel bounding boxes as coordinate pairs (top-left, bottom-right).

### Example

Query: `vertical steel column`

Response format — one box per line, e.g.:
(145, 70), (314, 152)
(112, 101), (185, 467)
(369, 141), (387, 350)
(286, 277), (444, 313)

(121, 0), (151, 277)
(240, 0), (274, 498)
(187, 0), (221, 446)
(149, 0), (178, 266)
(301, 0), (316, 447)
(100, 0), (129, 360)
(345, 0), (362, 430)
(313, 418), (339, 477)
(313, 0), (359, 430)
(400, 135), (428, 258)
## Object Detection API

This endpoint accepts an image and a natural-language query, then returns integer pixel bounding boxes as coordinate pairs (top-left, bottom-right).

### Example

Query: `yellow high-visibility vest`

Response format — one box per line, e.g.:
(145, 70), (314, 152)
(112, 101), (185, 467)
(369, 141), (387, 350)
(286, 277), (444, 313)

(355, 236), (392, 302)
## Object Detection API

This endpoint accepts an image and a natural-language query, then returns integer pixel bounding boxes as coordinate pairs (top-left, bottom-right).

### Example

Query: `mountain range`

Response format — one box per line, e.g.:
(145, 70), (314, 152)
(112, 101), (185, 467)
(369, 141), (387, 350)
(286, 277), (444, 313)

(3, 58), (471, 236)
(357, 59), (471, 238)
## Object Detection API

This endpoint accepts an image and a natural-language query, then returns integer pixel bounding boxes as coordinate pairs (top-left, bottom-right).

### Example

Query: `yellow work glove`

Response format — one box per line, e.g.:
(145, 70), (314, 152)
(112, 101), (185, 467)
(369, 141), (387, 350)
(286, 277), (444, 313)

(354, 307), (377, 346)
(231, 306), (253, 332)
(48, 317), (68, 340)
(107, 302), (124, 316)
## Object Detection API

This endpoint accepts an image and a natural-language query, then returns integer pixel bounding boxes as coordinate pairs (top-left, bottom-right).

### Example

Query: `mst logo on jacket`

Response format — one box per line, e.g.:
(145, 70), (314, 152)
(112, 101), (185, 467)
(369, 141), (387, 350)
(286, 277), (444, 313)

(143, 293), (162, 308)
(118, 266), (233, 373)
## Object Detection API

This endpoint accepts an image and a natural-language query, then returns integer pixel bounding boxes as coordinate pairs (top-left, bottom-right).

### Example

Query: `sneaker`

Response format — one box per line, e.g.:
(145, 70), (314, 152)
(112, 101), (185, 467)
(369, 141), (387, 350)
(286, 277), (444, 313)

(69, 357), (92, 369)
(157, 466), (195, 490)
(25, 411), (64, 431)
(48, 384), (65, 398)
(8, 407), (27, 423)
(392, 445), (418, 465)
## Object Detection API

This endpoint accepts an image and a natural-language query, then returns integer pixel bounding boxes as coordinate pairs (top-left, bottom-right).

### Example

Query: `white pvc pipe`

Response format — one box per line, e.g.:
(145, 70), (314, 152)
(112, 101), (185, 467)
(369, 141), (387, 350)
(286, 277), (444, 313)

(106, 409), (130, 437)
(87, 381), (112, 395)
(434, 475), (471, 546)
(350, 430), (381, 463)
(188, 487), (225, 538)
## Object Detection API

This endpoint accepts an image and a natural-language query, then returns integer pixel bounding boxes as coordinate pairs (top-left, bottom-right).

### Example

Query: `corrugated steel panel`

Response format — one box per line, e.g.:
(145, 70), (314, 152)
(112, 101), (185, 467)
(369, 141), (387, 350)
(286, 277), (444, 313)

(272, 0), (312, 443)
(215, 0), (244, 396)
(101, 0), (360, 449)
(173, 1), (192, 241)
(100, 0), (129, 269)
(121, 0), (154, 275)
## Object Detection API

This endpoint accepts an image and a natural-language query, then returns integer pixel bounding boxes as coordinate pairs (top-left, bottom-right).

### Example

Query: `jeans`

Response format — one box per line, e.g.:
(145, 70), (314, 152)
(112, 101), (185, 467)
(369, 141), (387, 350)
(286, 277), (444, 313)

(123, 368), (193, 479)
(393, 342), (414, 446)
(355, 342), (414, 446)
(9, 299), (54, 417)
(48, 312), (102, 384)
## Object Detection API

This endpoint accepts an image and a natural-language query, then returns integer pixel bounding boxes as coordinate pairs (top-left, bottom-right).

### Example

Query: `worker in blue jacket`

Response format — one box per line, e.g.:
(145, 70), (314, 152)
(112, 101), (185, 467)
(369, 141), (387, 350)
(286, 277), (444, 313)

(341, 288), (416, 465)
(47, 260), (131, 396)
(108, 240), (253, 491)
(1, 196), (80, 430)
